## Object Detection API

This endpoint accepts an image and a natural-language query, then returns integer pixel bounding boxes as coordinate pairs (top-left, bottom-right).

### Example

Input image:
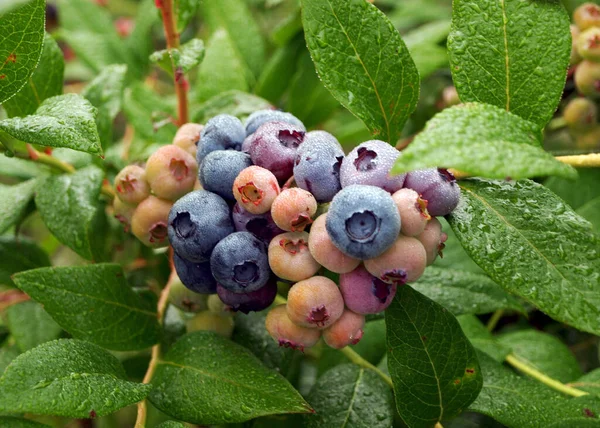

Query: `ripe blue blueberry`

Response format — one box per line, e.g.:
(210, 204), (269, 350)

(340, 140), (406, 193)
(196, 114), (246, 164)
(173, 251), (217, 294)
(326, 185), (401, 259)
(244, 109), (305, 136)
(210, 231), (270, 293)
(293, 131), (344, 203)
(168, 190), (234, 262)
(403, 168), (461, 216)
(232, 202), (284, 243)
(216, 277), (277, 314)
(199, 150), (252, 201)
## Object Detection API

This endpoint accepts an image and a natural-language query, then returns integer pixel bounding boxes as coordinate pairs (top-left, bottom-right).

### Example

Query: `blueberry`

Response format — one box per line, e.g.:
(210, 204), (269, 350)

(168, 190), (234, 262)
(326, 185), (401, 259)
(323, 309), (365, 349)
(286, 276), (344, 329)
(232, 202), (284, 243)
(574, 3), (600, 31)
(364, 235), (427, 285)
(244, 110), (305, 136)
(340, 140), (406, 193)
(210, 231), (270, 293)
(199, 150), (252, 201)
(173, 123), (203, 157)
(293, 131), (344, 202)
(196, 114), (246, 164)
(114, 165), (150, 205)
(308, 214), (360, 274)
(131, 196), (173, 248)
(339, 265), (397, 314)
(216, 277), (277, 314)
(403, 168), (461, 216)
(266, 305), (321, 351)
(173, 251), (217, 294)
(232, 166), (281, 214)
(145, 145), (198, 201)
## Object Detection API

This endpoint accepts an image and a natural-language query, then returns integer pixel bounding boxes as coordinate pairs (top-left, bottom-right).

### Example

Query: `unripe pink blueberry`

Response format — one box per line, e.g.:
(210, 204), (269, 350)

(287, 276), (344, 329)
(113, 197), (136, 232)
(417, 217), (447, 265)
(364, 235), (427, 285)
(323, 309), (365, 349)
(233, 166), (280, 214)
(114, 165), (150, 205)
(575, 60), (600, 98)
(340, 264), (397, 314)
(392, 188), (431, 237)
(270, 188), (317, 232)
(145, 144), (198, 200)
(577, 27), (600, 62)
(574, 3), (600, 31)
(131, 196), (173, 247)
(268, 232), (321, 282)
(173, 123), (203, 156)
(308, 214), (360, 274)
(266, 305), (321, 351)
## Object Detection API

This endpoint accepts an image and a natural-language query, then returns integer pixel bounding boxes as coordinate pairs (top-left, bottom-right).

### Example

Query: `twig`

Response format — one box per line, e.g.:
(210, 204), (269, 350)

(555, 153), (600, 168)
(339, 346), (394, 388)
(486, 309), (504, 332)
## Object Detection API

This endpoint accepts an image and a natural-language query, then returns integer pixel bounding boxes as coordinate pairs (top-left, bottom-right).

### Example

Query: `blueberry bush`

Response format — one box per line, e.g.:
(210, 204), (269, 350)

(1, 0), (600, 427)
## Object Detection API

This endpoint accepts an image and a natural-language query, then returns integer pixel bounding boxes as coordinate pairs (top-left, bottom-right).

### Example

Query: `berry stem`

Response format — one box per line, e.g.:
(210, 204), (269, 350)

(555, 153), (600, 168)
(340, 346), (394, 388)
(156, 0), (188, 126)
(486, 309), (503, 332)
(505, 354), (588, 397)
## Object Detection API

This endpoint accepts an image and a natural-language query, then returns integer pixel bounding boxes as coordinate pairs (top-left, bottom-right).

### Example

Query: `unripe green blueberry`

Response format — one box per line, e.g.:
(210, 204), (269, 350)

(322, 309), (365, 349)
(307, 214), (360, 274)
(186, 311), (234, 338)
(574, 60), (600, 98)
(563, 97), (598, 130)
(270, 188), (317, 232)
(364, 235), (427, 285)
(574, 3), (600, 31)
(145, 144), (198, 200)
(392, 188), (431, 237)
(173, 123), (203, 156)
(575, 125), (600, 149)
(168, 277), (209, 312)
(268, 232), (321, 281)
(265, 304), (321, 351)
(131, 196), (173, 248)
(571, 25), (582, 66)
(113, 197), (136, 232)
(287, 276), (344, 329)
(577, 27), (600, 62)
(417, 217), (447, 265)
(233, 166), (280, 214)
(114, 165), (150, 205)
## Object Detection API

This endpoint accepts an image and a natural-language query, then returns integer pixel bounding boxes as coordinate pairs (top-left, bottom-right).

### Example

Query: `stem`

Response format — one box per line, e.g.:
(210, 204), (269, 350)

(156, 0), (188, 125)
(505, 354), (588, 397)
(11, 146), (75, 173)
(340, 346), (394, 388)
(555, 153), (600, 168)
(486, 309), (504, 332)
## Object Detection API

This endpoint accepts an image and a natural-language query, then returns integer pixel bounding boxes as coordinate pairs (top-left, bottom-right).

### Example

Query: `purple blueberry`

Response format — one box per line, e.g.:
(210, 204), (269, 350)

(403, 168), (461, 216)
(244, 110), (305, 136)
(216, 277), (277, 313)
(293, 131), (344, 202)
(248, 121), (306, 181)
(199, 150), (252, 201)
(339, 265), (396, 314)
(173, 251), (217, 294)
(196, 114), (246, 164)
(210, 232), (270, 293)
(168, 190), (234, 262)
(326, 185), (401, 259)
(340, 140), (406, 193)
(232, 202), (284, 242)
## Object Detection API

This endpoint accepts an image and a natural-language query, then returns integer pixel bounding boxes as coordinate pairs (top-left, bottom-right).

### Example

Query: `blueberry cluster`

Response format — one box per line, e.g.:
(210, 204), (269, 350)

(112, 109), (461, 351)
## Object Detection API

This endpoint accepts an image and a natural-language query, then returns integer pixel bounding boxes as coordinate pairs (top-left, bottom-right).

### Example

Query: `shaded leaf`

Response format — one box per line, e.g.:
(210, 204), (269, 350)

(0, 237), (50, 287)
(0, 417), (49, 428)
(255, 37), (303, 103)
(192, 90), (272, 124)
(433, 218), (484, 274)
(125, 0), (159, 77)
(0, 179), (37, 234)
(176, 0), (201, 32)
(545, 169), (600, 210)
(404, 20), (450, 80)
(151, 38), (205, 76)
(571, 369), (600, 397)
(5, 301), (62, 352)
(457, 315), (511, 363)
(0, 345), (20, 374)
(578, 197), (600, 235)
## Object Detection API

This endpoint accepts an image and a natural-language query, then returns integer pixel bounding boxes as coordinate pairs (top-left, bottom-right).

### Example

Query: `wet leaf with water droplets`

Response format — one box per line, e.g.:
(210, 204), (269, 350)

(0, 178), (37, 235)
(6, 301), (62, 352)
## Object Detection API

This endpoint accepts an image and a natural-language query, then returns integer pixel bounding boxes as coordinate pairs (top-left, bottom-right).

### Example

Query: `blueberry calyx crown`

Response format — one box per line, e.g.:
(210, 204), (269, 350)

(345, 211), (380, 242)
(353, 147), (377, 171)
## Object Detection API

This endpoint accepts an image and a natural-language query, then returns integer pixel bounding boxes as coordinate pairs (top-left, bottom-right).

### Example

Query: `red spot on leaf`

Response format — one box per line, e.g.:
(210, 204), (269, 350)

(465, 368), (475, 374)
(5, 53), (16, 64)
(584, 408), (596, 418)
(89, 410), (97, 419)
(0, 75), (5, 79)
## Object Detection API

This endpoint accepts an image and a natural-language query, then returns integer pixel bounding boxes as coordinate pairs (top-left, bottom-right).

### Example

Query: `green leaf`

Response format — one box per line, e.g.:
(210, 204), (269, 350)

(199, 0), (265, 80)
(571, 369), (600, 397)
(0, 345), (20, 374)
(176, 0), (201, 32)
(545, 169), (600, 210)
(192, 90), (272, 124)
(5, 301), (62, 352)
(0, 417), (49, 428)
(0, 179), (37, 234)
(151, 38), (205, 77)
(457, 315), (511, 363)
(498, 330), (582, 383)
(35, 166), (105, 261)
(0, 94), (102, 156)
(0, 237), (50, 287)
(156, 422), (186, 428)
(392, 103), (576, 179)
(578, 197), (600, 235)
(148, 331), (313, 424)
(385, 285), (483, 427)
(3, 34), (64, 118)
(412, 266), (525, 316)
(447, 179), (600, 335)
(82, 64), (127, 149)
(255, 37), (303, 104)
(304, 364), (394, 428)
(0, 339), (151, 418)
(0, 0), (45, 104)
(448, 0), (571, 127)
(125, 0), (159, 78)
(12, 264), (161, 351)
(302, 0), (419, 143)
(0, 155), (44, 179)
(0, 0), (30, 15)
(195, 30), (247, 102)
(404, 20), (450, 80)
(433, 218), (484, 275)
(469, 351), (600, 427)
